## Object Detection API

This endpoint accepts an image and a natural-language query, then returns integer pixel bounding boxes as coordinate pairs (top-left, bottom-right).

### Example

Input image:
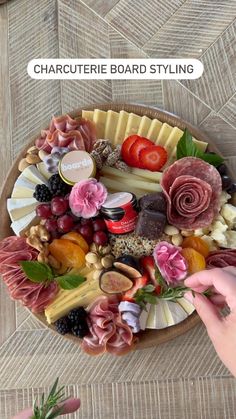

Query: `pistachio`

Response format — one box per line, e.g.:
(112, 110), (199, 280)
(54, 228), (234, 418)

(26, 153), (41, 164)
(171, 233), (183, 246)
(164, 225), (180, 236)
(101, 256), (113, 269)
(94, 261), (103, 270)
(18, 158), (30, 172)
(85, 252), (99, 264)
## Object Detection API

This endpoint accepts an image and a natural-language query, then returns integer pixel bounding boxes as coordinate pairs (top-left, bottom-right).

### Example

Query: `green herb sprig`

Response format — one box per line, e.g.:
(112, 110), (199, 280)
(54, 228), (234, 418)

(31, 377), (67, 419)
(20, 261), (86, 290)
(176, 128), (224, 167)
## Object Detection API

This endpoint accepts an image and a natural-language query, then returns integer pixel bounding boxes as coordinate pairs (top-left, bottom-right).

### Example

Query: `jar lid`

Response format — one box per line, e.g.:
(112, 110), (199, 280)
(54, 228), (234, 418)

(59, 150), (96, 185)
(102, 192), (134, 210)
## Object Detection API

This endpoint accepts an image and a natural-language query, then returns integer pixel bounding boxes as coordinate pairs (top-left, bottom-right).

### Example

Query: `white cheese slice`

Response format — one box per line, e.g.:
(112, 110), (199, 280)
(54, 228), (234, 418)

(146, 301), (169, 329)
(137, 116), (152, 138)
(166, 301), (188, 324)
(146, 118), (162, 141)
(36, 162), (52, 180)
(11, 177), (36, 198)
(22, 165), (48, 185)
(156, 123), (173, 146)
(82, 110), (94, 121)
(113, 110), (129, 145)
(124, 113), (142, 138)
(7, 197), (38, 221)
(11, 210), (37, 236)
(104, 110), (120, 143)
(93, 109), (107, 138)
(221, 203), (236, 228)
(139, 304), (151, 330)
(177, 298), (195, 316)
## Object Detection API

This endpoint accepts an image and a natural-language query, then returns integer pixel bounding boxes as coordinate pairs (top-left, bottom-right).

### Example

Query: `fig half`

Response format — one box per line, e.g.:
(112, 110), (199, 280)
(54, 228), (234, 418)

(99, 270), (133, 294)
(113, 256), (141, 279)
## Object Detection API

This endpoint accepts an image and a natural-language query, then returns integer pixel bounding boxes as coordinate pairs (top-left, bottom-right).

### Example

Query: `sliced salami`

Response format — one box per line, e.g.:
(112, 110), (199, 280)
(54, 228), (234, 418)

(161, 157), (222, 229)
(206, 249), (236, 268)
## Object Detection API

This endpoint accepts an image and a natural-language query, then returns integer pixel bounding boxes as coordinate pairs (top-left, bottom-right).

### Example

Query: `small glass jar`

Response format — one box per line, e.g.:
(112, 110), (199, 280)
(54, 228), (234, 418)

(101, 192), (138, 234)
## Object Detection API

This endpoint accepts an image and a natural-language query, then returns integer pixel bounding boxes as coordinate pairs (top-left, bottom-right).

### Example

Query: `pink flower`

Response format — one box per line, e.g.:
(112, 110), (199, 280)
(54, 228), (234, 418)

(153, 241), (188, 285)
(69, 178), (107, 218)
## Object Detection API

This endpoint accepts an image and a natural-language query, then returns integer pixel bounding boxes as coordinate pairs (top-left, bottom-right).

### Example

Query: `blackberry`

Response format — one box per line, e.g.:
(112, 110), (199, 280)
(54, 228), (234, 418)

(33, 184), (52, 202)
(71, 320), (89, 338)
(55, 317), (71, 335)
(48, 174), (70, 197)
(68, 307), (87, 324)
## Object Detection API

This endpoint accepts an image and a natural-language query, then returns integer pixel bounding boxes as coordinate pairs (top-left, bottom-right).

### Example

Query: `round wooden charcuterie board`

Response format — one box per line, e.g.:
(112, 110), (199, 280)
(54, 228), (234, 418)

(0, 103), (233, 351)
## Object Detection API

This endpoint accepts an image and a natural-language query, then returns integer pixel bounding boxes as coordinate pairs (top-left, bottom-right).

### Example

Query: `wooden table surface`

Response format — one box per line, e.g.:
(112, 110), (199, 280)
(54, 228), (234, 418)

(0, 1), (236, 418)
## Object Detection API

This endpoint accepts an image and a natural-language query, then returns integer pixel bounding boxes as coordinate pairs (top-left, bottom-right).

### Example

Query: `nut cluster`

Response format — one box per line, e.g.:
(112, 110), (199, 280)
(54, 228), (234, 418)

(25, 224), (60, 269)
(18, 146), (42, 172)
(85, 243), (114, 280)
(91, 140), (130, 172)
(164, 224), (184, 246)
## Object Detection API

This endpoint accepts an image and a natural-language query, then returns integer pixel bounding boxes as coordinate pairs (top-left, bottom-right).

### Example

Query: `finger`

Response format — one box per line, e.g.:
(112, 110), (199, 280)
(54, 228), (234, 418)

(12, 408), (33, 419)
(209, 294), (226, 308)
(185, 292), (222, 333)
(60, 398), (81, 414)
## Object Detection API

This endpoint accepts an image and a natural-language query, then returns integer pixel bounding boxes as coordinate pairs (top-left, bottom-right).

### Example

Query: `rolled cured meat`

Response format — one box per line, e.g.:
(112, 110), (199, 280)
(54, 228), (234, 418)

(206, 249), (236, 268)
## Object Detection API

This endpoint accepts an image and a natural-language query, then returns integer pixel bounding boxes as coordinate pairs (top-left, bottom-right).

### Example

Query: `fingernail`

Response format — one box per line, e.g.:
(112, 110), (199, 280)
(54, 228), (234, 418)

(184, 291), (194, 304)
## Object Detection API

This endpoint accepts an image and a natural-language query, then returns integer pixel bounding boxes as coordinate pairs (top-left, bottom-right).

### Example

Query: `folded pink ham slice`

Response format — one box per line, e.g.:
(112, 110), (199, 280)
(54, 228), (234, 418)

(35, 115), (97, 153)
(81, 296), (134, 356)
(206, 249), (236, 268)
(161, 157), (222, 229)
(0, 236), (58, 312)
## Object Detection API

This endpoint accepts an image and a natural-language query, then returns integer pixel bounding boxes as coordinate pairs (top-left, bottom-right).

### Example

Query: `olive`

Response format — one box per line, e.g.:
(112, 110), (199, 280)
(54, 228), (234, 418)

(221, 175), (232, 190)
(217, 163), (228, 176)
(227, 182), (236, 194)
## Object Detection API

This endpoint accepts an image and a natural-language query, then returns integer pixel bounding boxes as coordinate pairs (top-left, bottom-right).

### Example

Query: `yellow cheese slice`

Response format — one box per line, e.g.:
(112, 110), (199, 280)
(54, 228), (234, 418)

(104, 110), (120, 143)
(156, 123), (173, 146)
(163, 127), (184, 168)
(130, 167), (162, 182)
(100, 166), (148, 183)
(93, 109), (107, 138)
(99, 176), (149, 198)
(177, 298), (195, 315)
(146, 119), (162, 141)
(113, 110), (130, 145)
(124, 113), (142, 138)
(137, 116), (152, 137)
(82, 110), (94, 121)
(193, 138), (208, 152)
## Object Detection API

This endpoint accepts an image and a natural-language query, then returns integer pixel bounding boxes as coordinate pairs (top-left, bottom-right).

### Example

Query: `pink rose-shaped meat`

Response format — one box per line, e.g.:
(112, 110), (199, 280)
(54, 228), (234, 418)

(153, 241), (188, 285)
(69, 178), (107, 218)
(161, 157), (222, 229)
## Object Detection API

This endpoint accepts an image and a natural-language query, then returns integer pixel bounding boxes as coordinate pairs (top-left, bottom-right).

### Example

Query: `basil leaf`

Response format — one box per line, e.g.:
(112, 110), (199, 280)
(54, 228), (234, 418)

(144, 294), (157, 304)
(20, 261), (53, 283)
(176, 128), (199, 159)
(56, 274), (86, 290)
(200, 152), (224, 167)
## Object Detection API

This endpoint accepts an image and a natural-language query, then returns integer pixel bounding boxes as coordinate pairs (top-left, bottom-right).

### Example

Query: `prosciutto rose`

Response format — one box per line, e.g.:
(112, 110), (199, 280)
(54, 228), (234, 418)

(161, 157), (222, 229)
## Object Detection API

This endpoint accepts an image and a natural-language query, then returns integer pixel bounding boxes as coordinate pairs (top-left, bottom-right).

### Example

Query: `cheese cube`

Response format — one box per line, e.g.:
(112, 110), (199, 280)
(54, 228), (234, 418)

(219, 191), (231, 207)
(223, 231), (236, 249)
(221, 203), (236, 228)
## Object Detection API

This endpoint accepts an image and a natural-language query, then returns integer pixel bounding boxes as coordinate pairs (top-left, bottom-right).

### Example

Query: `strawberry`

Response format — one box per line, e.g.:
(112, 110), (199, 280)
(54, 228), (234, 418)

(121, 135), (140, 167)
(140, 256), (162, 295)
(139, 145), (167, 171)
(122, 274), (148, 302)
(129, 137), (153, 167)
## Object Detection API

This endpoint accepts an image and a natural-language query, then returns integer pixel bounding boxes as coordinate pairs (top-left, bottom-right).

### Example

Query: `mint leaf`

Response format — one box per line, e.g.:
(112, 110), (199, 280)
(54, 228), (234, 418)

(20, 261), (53, 283)
(176, 128), (224, 167)
(56, 274), (86, 290)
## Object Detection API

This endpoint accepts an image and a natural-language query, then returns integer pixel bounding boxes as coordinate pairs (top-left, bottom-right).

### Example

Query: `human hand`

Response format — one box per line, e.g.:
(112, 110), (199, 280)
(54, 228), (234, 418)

(185, 267), (236, 377)
(12, 398), (80, 419)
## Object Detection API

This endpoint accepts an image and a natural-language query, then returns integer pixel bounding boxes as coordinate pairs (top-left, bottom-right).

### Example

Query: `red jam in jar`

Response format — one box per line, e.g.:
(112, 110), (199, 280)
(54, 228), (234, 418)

(101, 192), (138, 234)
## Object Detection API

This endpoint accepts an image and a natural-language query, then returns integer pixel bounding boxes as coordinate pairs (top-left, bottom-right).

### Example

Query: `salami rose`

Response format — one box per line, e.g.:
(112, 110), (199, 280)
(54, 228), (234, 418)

(206, 249), (236, 268)
(161, 157), (222, 229)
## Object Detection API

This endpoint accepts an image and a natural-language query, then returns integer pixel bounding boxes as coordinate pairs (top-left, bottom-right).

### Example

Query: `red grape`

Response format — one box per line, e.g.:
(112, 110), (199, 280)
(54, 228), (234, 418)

(80, 218), (93, 228)
(93, 231), (108, 246)
(36, 204), (53, 219)
(77, 224), (94, 244)
(57, 214), (74, 233)
(93, 218), (107, 232)
(45, 218), (58, 232)
(51, 196), (69, 216)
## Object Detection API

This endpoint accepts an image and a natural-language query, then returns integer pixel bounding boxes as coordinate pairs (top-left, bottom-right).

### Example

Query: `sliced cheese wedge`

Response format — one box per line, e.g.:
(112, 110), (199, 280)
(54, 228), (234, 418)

(139, 304), (151, 330)
(36, 162), (52, 180)
(130, 167), (162, 182)
(165, 301), (188, 325)
(146, 119), (162, 141)
(22, 165), (48, 185)
(12, 177), (37, 198)
(146, 301), (169, 329)
(137, 116), (152, 137)
(7, 197), (38, 222)
(113, 110), (129, 145)
(177, 298), (195, 316)
(93, 109), (107, 138)
(163, 127), (184, 168)
(193, 138), (208, 153)
(11, 210), (37, 236)
(99, 176), (149, 198)
(100, 176), (162, 194)
(100, 166), (152, 184)
(156, 123), (173, 146)
(82, 110), (94, 121)
(104, 110), (120, 143)
(124, 113), (142, 138)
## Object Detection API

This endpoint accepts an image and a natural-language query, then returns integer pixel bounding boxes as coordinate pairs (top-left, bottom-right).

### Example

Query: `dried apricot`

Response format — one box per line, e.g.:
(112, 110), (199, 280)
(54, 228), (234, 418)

(181, 247), (206, 274)
(49, 239), (85, 269)
(182, 236), (209, 258)
(61, 232), (89, 253)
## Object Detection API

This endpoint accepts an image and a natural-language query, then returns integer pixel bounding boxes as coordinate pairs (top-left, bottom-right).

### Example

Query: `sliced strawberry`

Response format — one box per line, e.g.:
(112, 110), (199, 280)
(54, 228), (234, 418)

(129, 137), (153, 167)
(122, 274), (148, 302)
(140, 256), (162, 295)
(121, 135), (140, 166)
(139, 145), (167, 171)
